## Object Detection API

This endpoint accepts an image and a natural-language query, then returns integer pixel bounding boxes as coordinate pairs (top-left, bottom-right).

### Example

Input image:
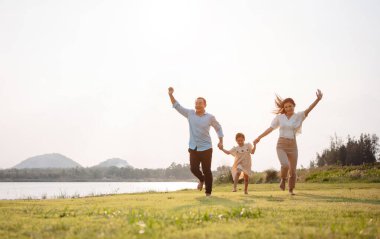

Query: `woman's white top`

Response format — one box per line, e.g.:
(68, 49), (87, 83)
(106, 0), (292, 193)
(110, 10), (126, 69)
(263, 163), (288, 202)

(270, 111), (306, 139)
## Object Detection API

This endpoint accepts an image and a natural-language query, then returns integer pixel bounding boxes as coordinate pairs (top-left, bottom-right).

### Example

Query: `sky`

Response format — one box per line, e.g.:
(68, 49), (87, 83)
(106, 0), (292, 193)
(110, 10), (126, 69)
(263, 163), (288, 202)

(0, 0), (379, 171)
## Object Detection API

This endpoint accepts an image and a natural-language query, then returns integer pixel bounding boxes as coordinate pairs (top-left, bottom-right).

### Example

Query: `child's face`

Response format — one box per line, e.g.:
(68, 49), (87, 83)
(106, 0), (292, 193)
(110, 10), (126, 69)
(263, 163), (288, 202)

(236, 137), (245, 146)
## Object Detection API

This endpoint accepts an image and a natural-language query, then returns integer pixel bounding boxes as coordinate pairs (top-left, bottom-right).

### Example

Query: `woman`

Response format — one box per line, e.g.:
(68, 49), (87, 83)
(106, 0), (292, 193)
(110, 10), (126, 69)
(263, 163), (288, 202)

(254, 89), (323, 195)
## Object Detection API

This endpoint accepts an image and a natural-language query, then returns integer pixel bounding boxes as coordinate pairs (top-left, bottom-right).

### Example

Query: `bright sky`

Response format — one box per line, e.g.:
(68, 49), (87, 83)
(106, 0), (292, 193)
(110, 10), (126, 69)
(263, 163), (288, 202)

(1, 0), (379, 171)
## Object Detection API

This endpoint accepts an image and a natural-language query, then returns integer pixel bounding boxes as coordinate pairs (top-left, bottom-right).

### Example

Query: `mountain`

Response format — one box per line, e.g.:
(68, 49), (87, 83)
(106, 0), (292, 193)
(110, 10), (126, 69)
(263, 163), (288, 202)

(93, 158), (132, 168)
(13, 153), (82, 169)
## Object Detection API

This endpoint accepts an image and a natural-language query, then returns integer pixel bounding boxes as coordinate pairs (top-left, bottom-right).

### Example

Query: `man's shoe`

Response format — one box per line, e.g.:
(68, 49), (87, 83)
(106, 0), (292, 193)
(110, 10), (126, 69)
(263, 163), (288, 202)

(197, 181), (204, 191)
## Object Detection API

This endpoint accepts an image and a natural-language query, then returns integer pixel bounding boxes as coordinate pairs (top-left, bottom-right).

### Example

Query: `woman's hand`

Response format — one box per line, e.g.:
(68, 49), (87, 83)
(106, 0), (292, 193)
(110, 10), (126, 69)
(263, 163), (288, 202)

(253, 138), (260, 145)
(316, 89), (323, 101)
(305, 89), (323, 116)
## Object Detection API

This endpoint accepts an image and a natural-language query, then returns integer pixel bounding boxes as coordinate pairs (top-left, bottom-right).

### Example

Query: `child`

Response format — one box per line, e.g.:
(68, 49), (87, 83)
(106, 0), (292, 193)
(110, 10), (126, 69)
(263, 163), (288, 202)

(220, 133), (256, 194)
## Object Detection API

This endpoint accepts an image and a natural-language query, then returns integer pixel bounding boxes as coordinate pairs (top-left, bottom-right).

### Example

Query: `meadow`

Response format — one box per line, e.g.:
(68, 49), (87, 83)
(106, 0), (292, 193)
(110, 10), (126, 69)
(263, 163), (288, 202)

(0, 183), (379, 239)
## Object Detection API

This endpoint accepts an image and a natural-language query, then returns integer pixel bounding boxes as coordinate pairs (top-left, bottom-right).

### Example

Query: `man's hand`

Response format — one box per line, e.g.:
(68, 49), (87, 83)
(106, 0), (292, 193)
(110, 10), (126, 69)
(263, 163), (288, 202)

(168, 87), (174, 95)
(168, 87), (176, 104)
(218, 141), (223, 150)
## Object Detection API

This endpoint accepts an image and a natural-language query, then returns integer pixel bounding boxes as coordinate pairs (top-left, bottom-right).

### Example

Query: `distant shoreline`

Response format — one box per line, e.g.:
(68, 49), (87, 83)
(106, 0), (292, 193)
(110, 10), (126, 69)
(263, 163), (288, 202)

(0, 179), (195, 182)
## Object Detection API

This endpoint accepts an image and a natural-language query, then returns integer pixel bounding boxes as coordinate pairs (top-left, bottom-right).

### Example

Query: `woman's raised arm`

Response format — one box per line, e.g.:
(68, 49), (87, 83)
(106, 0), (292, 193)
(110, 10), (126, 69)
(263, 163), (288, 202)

(304, 89), (323, 117)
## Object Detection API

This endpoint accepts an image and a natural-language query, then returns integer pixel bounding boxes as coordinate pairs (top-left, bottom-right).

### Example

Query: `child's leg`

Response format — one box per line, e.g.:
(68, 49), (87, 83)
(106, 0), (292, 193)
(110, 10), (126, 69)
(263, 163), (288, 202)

(244, 174), (249, 194)
(233, 171), (240, 192)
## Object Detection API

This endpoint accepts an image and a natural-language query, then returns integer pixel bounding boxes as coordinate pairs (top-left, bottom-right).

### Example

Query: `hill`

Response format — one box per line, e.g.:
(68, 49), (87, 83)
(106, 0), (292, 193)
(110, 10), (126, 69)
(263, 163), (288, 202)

(13, 153), (82, 169)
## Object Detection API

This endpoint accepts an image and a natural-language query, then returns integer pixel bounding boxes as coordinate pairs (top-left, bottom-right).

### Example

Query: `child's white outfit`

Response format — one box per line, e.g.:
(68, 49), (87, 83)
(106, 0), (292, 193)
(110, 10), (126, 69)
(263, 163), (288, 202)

(229, 143), (253, 179)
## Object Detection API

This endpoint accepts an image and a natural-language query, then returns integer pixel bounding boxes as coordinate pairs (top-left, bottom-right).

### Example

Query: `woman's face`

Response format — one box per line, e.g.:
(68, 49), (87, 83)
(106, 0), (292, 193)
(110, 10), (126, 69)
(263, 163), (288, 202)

(284, 102), (295, 114)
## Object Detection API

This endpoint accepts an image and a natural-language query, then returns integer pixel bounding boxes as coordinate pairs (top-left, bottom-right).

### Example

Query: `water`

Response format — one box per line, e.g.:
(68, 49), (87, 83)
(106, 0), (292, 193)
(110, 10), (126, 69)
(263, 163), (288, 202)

(0, 182), (197, 200)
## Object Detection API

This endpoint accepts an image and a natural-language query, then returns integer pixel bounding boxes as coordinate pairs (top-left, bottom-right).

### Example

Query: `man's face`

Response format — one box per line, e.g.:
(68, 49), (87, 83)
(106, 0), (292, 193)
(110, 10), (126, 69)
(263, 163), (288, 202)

(195, 98), (206, 112)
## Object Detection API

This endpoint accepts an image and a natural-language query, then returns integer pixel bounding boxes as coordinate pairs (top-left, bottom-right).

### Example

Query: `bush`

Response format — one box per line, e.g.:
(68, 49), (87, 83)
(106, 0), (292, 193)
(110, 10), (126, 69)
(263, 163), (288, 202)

(214, 166), (233, 184)
(264, 169), (279, 183)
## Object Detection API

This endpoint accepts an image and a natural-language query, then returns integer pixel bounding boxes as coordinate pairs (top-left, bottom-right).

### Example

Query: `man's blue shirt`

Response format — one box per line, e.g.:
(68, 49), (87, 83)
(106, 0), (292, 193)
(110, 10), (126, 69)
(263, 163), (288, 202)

(173, 101), (224, 151)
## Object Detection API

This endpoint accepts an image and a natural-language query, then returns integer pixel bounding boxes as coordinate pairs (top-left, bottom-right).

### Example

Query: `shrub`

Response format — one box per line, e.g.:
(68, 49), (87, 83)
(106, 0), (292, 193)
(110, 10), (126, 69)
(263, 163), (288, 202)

(214, 166), (233, 184)
(264, 169), (279, 183)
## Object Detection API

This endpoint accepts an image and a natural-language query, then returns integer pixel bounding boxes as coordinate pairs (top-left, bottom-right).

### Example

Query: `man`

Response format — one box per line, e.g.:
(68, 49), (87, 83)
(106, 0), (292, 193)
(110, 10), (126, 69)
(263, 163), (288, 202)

(168, 87), (224, 197)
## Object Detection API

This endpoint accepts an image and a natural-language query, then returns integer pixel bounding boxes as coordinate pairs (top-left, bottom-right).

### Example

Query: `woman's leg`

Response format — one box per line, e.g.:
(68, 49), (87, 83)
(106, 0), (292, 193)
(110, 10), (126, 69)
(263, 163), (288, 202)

(276, 147), (289, 190)
(287, 148), (298, 194)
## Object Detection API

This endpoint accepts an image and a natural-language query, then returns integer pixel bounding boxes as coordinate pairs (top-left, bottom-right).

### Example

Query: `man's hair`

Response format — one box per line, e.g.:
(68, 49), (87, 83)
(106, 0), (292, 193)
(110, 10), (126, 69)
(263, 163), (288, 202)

(196, 97), (207, 105)
(235, 133), (245, 140)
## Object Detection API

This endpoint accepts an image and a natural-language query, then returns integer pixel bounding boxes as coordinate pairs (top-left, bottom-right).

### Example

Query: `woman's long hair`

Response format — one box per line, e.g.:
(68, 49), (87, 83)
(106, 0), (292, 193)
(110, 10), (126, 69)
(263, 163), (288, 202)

(274, 94), (296, 114)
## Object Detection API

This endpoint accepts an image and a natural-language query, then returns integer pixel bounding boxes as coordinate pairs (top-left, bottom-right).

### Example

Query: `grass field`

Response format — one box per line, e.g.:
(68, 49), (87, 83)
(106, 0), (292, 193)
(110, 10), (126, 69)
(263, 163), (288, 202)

(0, 183), (379, 239)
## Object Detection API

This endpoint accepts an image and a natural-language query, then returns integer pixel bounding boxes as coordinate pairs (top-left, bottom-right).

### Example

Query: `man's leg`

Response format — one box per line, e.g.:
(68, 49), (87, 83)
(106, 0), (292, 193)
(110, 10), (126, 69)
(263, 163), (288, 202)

(200, 148), (213, 195)
(189, 149), (204, 189)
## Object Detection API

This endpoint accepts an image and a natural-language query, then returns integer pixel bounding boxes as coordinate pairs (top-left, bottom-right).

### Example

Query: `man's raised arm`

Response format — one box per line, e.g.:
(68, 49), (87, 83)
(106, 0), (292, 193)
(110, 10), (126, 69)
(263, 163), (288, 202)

(168, 87), (190, 118)
(168, 87), (176, 105)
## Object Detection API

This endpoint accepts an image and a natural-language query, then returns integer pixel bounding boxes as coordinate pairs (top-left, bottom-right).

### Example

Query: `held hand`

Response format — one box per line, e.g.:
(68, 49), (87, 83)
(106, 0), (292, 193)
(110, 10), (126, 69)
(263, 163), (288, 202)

(218, 141), (223, 150)
(168, 87), (174, 95)
(316, 89), (323, 101)
(253, 138), (260, 145)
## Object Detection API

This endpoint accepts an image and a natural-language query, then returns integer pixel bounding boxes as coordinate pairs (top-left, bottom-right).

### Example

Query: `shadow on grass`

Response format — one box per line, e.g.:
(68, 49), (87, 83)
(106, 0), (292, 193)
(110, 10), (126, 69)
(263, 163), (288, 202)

(170, 195), (241, 211)
(299, 193), (380, 205)
(246, 194), (285, 202)
(195, 196), (241, 207)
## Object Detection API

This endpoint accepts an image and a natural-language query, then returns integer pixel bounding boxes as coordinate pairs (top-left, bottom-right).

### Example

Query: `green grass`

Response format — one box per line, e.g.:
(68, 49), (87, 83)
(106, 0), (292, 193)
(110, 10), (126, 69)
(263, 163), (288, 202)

(215, 163), (380, 185)
(0, 183), (379, 239)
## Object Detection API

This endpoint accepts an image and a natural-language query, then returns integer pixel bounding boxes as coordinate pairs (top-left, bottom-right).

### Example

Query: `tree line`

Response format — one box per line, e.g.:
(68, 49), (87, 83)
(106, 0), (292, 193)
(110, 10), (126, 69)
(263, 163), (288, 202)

(0, 162), (194, 182)
(310, 133), (379, 167)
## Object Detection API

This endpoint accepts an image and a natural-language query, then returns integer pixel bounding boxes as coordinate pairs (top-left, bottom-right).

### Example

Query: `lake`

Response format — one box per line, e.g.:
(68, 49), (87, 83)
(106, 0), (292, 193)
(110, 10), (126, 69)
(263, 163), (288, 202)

(0, 182), (198, 200)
